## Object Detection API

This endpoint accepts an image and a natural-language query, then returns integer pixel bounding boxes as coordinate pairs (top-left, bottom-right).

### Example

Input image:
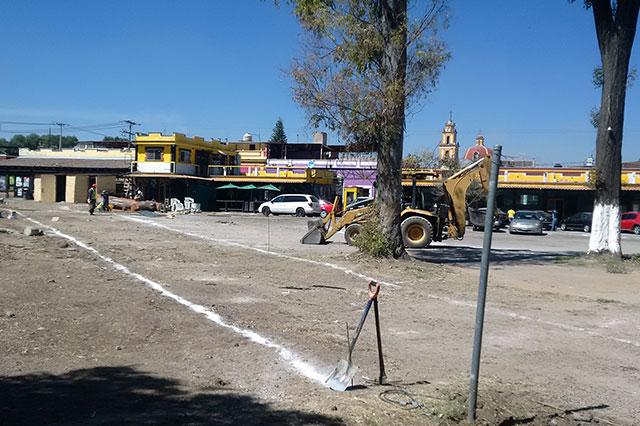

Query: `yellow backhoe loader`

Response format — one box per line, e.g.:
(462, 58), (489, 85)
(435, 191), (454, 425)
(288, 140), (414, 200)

(301, 156), (492, 248)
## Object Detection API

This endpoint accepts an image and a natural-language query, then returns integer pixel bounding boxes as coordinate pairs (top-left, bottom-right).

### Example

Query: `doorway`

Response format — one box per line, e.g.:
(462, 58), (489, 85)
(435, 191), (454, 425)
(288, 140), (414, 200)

(55, 175), (66, 202)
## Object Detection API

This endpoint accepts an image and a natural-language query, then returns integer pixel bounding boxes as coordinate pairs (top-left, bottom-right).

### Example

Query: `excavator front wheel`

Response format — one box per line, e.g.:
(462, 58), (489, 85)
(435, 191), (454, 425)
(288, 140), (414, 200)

(401, 216), (433, 248)
(344, 223), (364, 246)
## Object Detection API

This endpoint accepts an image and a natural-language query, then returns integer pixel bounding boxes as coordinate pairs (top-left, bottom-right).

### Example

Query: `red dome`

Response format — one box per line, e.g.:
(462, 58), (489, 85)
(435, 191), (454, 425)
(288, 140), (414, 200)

(464, 145), (492, 161)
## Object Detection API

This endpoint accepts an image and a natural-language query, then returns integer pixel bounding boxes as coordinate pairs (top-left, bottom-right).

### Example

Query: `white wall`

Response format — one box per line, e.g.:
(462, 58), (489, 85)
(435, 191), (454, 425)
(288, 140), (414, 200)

(137, 162), (172, 174)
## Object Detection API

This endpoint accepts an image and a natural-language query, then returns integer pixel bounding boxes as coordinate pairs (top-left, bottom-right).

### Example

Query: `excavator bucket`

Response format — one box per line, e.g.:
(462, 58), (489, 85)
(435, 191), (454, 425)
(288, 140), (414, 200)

(301, 219), (326, 244)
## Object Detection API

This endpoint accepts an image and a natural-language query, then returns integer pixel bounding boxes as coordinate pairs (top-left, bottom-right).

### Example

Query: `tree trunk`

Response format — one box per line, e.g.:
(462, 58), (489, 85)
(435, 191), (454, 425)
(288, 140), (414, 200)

(588, 0), (640, 256)
(376, 0), (408, 258)
(377, 130), (405, 257)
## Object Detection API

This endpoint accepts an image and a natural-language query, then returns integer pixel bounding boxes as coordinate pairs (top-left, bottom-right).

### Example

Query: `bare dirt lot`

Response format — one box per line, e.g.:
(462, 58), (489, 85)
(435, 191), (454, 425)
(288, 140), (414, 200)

(1, 200), (639, 425)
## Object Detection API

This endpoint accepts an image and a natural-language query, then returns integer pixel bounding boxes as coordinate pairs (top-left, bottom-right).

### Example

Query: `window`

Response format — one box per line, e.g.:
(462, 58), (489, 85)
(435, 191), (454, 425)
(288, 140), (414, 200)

(272, 196), (284, 203)
(446, 135), (451, 145)
(285, 195), (306, 202)
(145, 148), (163, 161)
(309, 195), (319, 202)
(178, 149), (191, 163)
(622, 213), (636, 220)
(519, 194), (539, 206)
(473, 152), (480, 161)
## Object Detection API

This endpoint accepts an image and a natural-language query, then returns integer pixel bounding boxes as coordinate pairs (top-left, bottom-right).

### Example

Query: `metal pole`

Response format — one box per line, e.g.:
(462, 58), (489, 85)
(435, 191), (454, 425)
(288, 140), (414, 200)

(467, 145), (502, 423)
(373, 298), (386, 384)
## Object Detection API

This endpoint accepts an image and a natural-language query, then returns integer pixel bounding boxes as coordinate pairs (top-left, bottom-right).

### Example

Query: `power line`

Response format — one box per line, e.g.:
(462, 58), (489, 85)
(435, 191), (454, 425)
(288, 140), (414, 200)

(66, 125), (111, 138)
(0, 120), (54, 126)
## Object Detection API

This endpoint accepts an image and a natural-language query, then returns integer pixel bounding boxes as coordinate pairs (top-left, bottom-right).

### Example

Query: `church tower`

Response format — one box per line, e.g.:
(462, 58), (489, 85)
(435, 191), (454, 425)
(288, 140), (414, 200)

(438, 116), (459, 166)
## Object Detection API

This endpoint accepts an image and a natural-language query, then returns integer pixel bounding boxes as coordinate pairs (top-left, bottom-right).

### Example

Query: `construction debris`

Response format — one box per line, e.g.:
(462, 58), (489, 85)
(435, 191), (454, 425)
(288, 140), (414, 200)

(23, 227), (44, 236)
(109, 196), (162, 212)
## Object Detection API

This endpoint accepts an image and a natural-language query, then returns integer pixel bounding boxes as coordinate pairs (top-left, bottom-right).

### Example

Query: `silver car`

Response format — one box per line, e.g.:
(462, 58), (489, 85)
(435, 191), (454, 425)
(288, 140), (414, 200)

(509, 211), (544, 235)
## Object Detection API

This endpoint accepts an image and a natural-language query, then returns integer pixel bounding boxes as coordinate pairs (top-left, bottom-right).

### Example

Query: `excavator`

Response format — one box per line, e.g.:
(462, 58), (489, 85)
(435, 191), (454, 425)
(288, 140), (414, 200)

(301, 156), (492, 248)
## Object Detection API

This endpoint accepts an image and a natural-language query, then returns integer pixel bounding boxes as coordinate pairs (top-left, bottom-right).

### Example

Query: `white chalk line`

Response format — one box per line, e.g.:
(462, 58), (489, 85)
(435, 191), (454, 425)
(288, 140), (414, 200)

(20, 214), (328, 385)
(120, 215), (640, 349)
(119, 214), (400, 289)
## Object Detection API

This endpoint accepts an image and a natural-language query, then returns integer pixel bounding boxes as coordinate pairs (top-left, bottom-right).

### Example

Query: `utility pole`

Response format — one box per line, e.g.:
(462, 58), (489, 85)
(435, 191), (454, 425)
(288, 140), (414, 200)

(54, 123), (68, 150)
(121, 120), (140, 150)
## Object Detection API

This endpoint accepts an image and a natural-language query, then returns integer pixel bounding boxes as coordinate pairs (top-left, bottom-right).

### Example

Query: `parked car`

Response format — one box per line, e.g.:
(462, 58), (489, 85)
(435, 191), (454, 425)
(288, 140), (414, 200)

(559, 212), (593, 232)
(468, 207), (508, 231)
(621, 211), (640, 235)
(259, 194), (321, 217)
(509, 210), (544, 235)
(319, 199), (334, 218)
(534, 210), (553, 230)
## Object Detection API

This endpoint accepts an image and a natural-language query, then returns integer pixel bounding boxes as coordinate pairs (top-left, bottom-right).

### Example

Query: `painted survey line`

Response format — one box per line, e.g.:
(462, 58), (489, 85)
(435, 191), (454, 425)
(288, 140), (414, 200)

(119, 214), (401, 289)
(19, 213), (328, 385)
(120, 214), (640, 350)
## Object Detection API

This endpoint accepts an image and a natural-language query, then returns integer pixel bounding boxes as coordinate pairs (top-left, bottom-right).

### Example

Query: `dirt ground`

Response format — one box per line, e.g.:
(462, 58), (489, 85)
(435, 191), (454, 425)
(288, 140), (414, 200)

(1, 200), (639, 425)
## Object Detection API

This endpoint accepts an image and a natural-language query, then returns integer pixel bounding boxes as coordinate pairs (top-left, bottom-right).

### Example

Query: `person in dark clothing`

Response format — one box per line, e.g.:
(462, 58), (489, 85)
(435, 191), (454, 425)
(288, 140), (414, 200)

(100, 190), (110, 212)
(88, 184), (97, 215)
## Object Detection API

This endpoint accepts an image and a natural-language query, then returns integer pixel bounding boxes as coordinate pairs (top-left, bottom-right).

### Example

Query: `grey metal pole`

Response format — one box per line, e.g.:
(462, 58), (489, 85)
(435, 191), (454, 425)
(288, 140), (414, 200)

(467, 145), (502, 423)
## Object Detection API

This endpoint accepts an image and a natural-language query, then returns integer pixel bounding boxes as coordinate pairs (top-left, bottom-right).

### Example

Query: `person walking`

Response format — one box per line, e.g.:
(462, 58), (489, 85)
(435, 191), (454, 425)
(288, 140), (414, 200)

(87, 183), (97, 215)
(100, 190), (110, 212)
(551, 209), (558, 231)
(507, 207), (516, 223)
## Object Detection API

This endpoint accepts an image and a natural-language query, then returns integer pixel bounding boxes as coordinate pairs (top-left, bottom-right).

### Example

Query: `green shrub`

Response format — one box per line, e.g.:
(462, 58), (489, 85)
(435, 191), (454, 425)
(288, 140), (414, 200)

(352, 214), (393, 257)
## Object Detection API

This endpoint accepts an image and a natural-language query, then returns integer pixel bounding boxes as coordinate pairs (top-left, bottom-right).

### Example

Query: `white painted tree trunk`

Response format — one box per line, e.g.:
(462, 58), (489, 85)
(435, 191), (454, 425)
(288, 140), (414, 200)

(588, 201), (621, 255)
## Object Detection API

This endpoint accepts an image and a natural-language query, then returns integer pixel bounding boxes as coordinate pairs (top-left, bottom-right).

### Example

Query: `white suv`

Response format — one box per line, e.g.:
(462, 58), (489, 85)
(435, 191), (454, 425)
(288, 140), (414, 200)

(259, 194), (321, 217)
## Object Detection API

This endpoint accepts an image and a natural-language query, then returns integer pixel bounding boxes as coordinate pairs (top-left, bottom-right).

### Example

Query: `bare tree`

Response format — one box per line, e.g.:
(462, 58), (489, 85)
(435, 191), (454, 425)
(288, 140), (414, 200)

(288, 0), (450, 258)
(579, 0), (640, 255)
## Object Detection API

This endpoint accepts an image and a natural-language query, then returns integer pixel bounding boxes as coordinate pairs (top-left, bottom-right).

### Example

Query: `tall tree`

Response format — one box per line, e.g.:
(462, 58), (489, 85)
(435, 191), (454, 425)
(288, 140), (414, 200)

(270, 118), (288, 143)
(289, 0), (450, 258)
(581, 0), (640, 255)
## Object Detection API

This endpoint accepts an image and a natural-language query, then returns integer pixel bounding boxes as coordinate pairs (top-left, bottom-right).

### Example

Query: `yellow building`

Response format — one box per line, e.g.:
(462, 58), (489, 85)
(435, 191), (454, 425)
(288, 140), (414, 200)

(134, 133), (238, 177)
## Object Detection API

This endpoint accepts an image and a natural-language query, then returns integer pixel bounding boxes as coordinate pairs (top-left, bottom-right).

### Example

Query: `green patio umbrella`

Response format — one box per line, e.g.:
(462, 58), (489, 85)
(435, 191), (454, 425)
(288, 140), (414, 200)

(257, 184), (280, 191)
(238, 184), (257, 190)
(217, 183), (239, 189)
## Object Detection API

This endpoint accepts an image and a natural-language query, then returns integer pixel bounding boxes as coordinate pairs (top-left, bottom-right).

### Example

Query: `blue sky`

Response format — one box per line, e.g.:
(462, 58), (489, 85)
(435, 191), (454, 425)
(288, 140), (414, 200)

(0, 0), (638, 164)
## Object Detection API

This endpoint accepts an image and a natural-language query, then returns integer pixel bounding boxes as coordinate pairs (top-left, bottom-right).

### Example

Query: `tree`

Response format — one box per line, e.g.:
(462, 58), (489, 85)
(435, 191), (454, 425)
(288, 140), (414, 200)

(269, 118), (288, 143)
(6, 134), (78, 149)
(103, 136), (128, 142)
(578, 0), (640, 255)
(402, 150), (439, 169)
(289, 0), (450, 258)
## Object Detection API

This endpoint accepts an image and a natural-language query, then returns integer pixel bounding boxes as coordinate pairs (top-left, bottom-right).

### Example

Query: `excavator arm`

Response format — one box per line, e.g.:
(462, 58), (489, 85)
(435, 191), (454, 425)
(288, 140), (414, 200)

(442, 156), (491, 239)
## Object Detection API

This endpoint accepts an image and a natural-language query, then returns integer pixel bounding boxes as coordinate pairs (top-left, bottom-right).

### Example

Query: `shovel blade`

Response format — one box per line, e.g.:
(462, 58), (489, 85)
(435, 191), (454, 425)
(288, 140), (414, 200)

(325, 359), (358, 391)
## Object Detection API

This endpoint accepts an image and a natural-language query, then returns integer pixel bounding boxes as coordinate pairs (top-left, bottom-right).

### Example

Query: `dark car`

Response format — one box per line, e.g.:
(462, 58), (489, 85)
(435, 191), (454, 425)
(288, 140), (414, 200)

(560, 212), (593, 232)
(468, 207), (508, 231)
(534, 210), (553, 230)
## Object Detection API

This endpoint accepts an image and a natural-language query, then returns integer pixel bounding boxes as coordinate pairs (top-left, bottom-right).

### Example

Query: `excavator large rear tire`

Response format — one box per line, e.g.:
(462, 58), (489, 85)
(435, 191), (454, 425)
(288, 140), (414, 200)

(401, 216), (433, 248)
(344, 223), (364, 246)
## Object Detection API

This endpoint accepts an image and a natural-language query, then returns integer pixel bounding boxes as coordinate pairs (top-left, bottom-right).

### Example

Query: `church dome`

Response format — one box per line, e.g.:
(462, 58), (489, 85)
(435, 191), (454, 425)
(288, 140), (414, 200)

(463, 134), (492, 161)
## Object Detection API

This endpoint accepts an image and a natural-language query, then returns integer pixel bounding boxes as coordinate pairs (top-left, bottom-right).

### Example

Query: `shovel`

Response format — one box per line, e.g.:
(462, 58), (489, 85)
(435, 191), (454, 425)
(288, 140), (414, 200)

(325, 281), (381, 391)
